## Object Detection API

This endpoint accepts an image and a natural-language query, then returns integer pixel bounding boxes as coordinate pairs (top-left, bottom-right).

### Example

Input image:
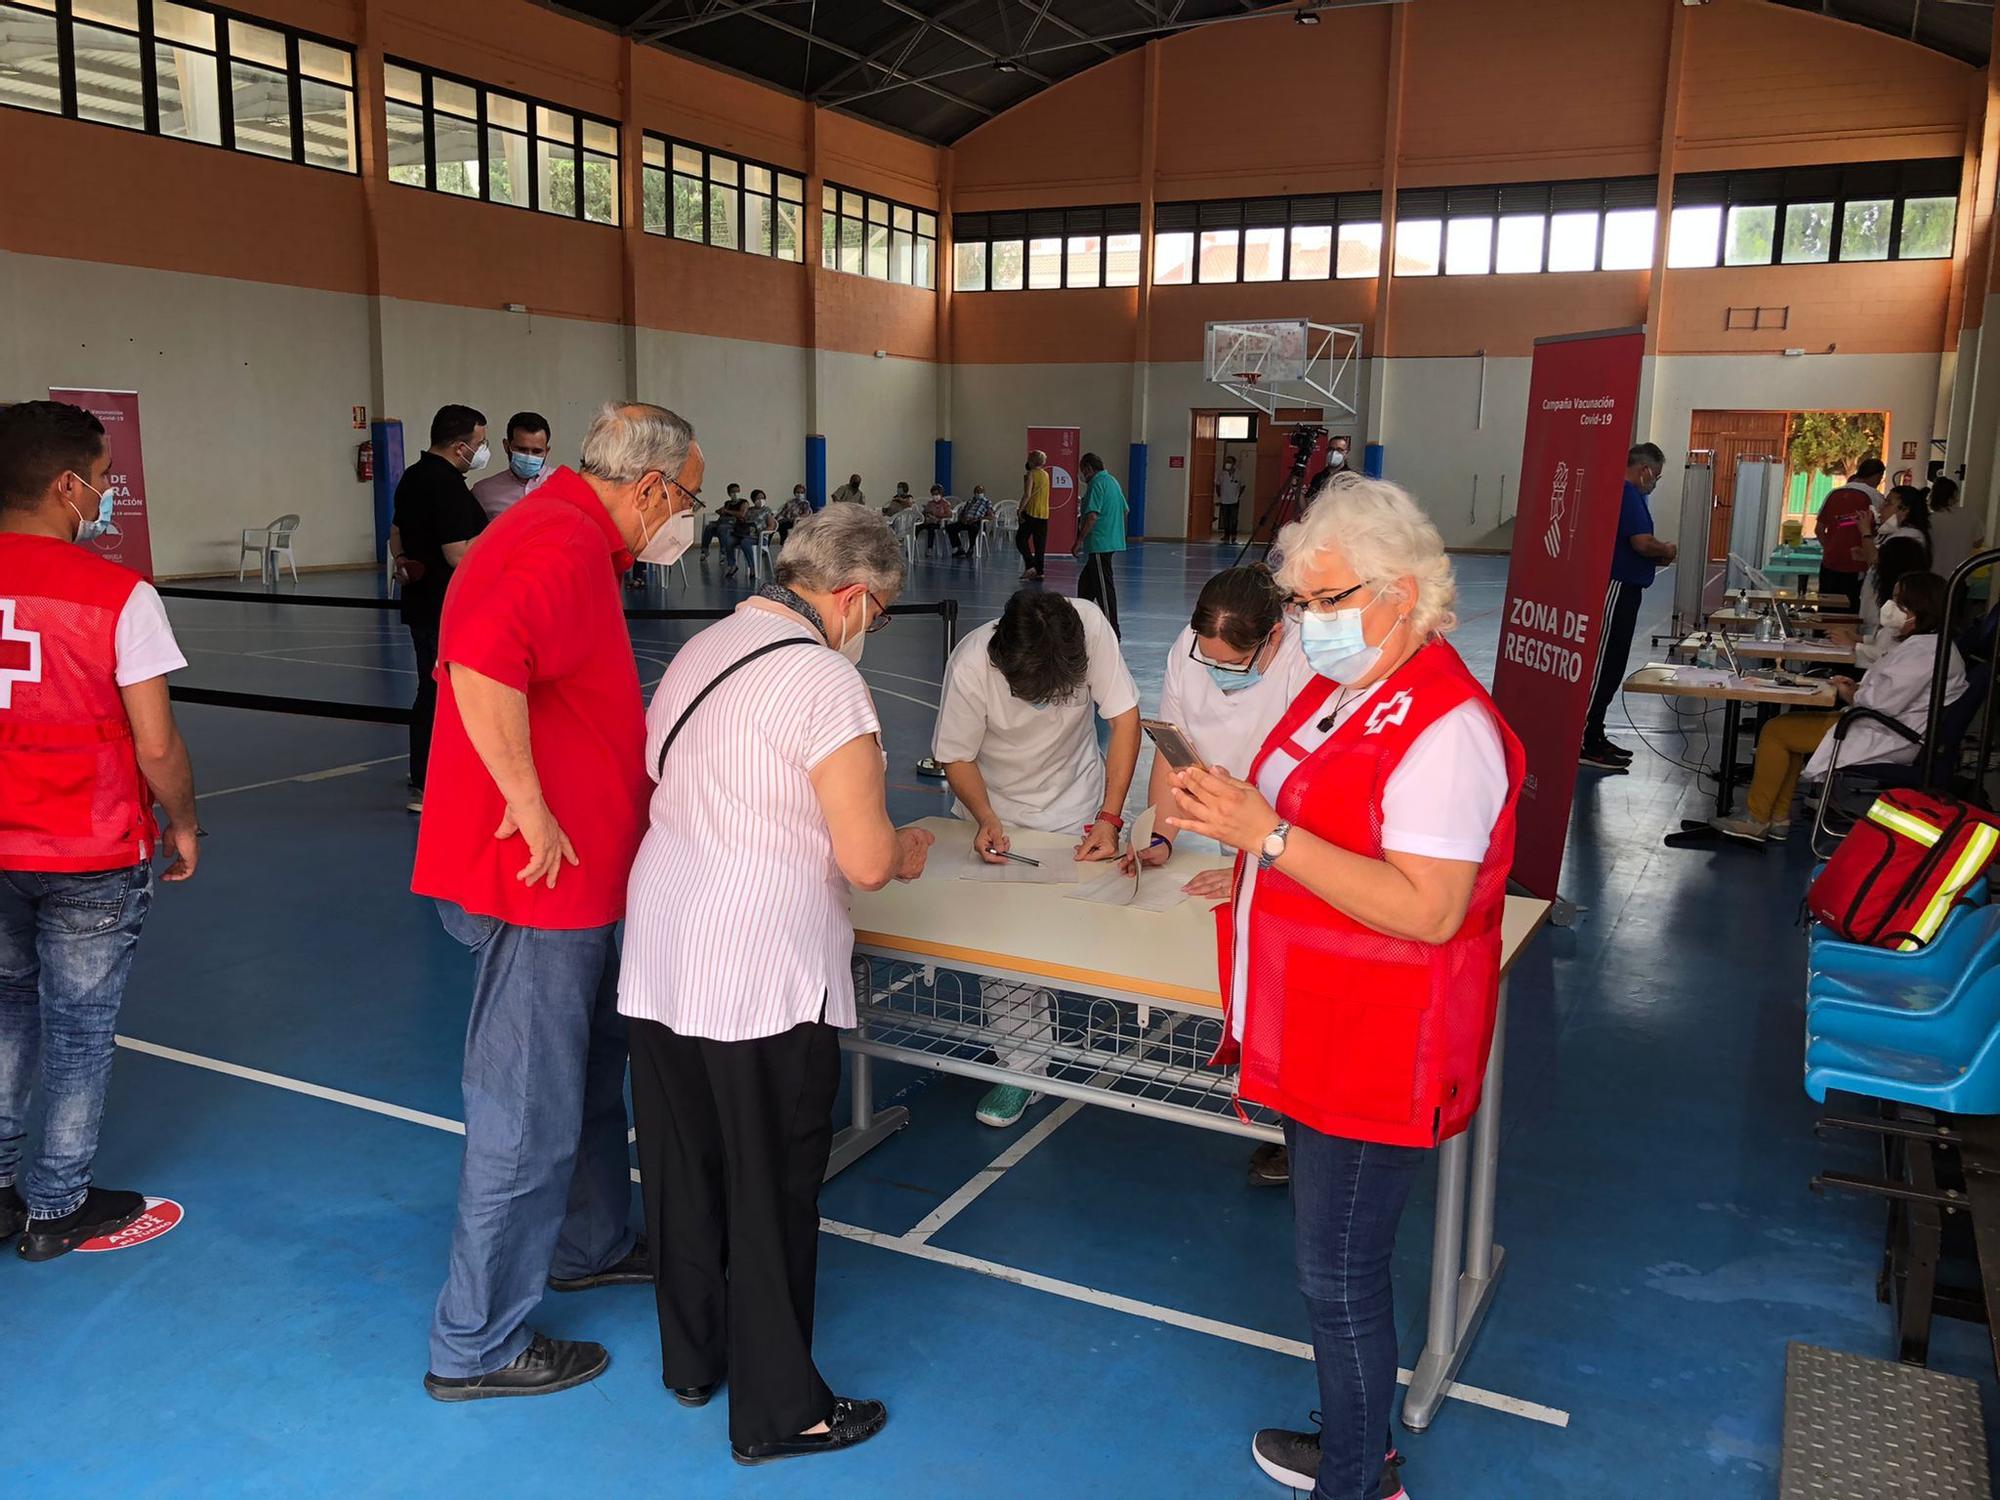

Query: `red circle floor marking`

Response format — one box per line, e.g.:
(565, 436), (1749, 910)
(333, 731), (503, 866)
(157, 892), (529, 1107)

(75, 1197), (183, 1252)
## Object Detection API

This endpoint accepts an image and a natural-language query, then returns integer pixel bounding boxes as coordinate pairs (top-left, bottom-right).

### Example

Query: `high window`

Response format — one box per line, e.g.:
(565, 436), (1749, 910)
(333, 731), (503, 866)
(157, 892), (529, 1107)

(951, 205), (1137, 292)
(0, 0), (355, 170)
(641, 135), (803, 260)
(384, 59), (617, 224)
(1667, 160), (1959, 268)
(823, 182), (936, 288)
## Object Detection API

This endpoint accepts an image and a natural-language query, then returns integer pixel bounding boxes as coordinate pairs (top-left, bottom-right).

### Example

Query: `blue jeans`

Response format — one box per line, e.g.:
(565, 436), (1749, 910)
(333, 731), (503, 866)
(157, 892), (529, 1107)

(729, 535), (758, 574)
(1286, 1117), (1428, 1500)
(0, 865), (154, 1218)
(429, 904), (636, 1377)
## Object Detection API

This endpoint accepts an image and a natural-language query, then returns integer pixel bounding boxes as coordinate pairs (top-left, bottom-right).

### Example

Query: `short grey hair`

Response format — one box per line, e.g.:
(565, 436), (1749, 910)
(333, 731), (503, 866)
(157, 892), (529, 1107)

(776, 505), (908, 597)
(578, 401), (694, 483)
(1273, 475), (1459, 637)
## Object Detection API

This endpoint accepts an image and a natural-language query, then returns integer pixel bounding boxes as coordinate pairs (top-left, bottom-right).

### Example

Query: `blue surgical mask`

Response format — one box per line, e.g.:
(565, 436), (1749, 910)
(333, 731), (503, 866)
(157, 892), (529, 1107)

(68, 477), (118, 544)
(1300, 599), (1397, 684)
(1207, 661), (1264, 694)
(509, 450), (545, 480)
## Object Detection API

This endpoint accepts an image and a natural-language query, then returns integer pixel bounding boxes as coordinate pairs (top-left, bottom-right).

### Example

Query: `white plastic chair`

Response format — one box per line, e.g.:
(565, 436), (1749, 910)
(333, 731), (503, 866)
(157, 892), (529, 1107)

(994, 500), (1020, 548)
(240, 515), (301, 582)
(755, 529), (780, 579)
(888, 506), (921, 563)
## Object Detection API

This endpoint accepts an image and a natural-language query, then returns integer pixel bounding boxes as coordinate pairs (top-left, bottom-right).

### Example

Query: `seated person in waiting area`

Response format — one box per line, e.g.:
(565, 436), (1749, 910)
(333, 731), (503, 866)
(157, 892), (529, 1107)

(1712, 571), (1967, 845)
(947, 486), (996, 558)
(932, 591), (1140, 1130)
(917, 485), (954, 554)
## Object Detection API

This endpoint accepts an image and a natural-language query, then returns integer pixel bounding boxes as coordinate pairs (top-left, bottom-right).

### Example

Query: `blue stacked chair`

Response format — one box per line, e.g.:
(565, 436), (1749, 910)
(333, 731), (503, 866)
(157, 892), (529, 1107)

(1804, 893), (2000, 1113)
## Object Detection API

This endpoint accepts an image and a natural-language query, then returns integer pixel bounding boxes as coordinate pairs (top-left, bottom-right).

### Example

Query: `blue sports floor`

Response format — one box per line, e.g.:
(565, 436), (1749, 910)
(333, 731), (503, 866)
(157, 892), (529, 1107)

(7, 539), (1994, 1497)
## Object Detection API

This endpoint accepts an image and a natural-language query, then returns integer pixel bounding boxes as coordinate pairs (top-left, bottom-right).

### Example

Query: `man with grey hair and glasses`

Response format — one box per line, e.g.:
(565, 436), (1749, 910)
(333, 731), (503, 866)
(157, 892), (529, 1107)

(414, 401), (704, 1402)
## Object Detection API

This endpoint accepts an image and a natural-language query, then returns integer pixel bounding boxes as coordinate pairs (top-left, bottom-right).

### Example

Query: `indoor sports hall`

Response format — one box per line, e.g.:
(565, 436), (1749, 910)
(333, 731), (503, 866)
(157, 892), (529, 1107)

(6, 2), (2000, 1497)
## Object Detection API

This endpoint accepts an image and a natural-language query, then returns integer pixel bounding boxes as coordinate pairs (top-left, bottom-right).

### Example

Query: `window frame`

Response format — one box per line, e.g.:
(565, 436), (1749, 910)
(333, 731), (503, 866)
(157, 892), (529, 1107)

(0, 0), (355, 171)
(641, 133), (804, 260)
(384, 55), (618, 224)
(823, 179), (936, 288)
(955, 203), (1140, 292)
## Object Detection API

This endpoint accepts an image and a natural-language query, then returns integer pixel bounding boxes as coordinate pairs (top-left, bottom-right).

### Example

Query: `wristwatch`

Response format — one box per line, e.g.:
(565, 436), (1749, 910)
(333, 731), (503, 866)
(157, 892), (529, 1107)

(1259, 820), (1292, 870)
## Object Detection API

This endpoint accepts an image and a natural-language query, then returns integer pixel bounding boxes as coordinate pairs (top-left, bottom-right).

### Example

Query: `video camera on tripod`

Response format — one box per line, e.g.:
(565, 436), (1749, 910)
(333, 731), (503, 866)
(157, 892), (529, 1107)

(1286, 424), (1329, 484)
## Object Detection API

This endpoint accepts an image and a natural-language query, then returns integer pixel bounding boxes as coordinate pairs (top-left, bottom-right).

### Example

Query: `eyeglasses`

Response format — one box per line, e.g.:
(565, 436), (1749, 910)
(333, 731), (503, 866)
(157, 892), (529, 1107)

(1282, 581), (1370, 619)
(864, 590), (893, 634)
(1187, 634), (1262, 674)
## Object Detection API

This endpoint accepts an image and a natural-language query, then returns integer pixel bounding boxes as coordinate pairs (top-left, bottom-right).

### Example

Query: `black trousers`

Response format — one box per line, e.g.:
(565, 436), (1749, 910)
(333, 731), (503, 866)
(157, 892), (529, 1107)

(1584, 578), (1643, 741)
(1079, 550), (1120, 636)
(407, 624), (439, 788)
(1016, 516), (1048, 576)
(630, 1015), (839, 1446)
(1819, 566), (1863, 612)
(946, 520), (983, 554)
(1218, 503), (1240, 544)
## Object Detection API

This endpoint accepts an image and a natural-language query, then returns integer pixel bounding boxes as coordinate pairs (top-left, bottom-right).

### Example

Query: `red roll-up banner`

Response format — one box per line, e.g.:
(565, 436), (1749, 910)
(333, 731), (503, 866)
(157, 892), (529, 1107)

(48, 388), (155, 579)
(1489, 327), (1646, 899)
(1028, 425), (1082, 554)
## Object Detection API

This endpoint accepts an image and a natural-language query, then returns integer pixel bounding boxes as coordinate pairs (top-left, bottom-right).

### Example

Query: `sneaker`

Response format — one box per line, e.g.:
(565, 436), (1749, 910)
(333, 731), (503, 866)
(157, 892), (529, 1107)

(975, 1083), (1040, 1128)
(0, 1183), (24, 1245)
(424, 1333), (609, 1402)
(1578, 744), (1629, 772)
(547, 1234), (652, 1292)
(732, 1396), (887, 1465)
(1768, 821), (1792, 840)
(1252, 1426), (1406, 1498)
(406, 791), (424, 814)
(1599, 740), (1635, 762)
(1247, 1142), (1290, 1187)
(1710, 814), (1771, 844)
(17, 1186), (147, 1262)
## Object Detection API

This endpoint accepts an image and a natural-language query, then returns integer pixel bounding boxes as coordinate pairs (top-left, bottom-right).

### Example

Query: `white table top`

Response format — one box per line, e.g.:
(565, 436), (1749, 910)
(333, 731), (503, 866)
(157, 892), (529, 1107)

(1675, 633), (1856, 665)
(1625, 663), (1839, 708)
(849, 816), (1552, 1012)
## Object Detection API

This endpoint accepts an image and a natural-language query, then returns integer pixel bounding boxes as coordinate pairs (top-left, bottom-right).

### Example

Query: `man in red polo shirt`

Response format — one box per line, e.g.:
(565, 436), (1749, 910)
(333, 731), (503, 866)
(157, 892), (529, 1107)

(415, 402), (703, 1401)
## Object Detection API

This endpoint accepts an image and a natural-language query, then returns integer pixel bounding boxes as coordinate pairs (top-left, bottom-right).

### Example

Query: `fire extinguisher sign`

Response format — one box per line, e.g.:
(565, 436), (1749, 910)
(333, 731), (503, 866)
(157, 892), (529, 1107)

(352, 405), (368, 429)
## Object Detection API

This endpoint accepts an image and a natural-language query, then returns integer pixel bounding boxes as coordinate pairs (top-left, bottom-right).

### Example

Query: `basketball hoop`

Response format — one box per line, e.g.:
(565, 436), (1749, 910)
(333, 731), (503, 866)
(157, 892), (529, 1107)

(1232, 372), (1262, 388)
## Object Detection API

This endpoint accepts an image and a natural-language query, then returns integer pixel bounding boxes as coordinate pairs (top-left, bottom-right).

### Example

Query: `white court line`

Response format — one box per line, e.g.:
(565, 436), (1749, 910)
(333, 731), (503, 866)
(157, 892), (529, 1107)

(114, 1035), (465, 1136)
(906, 1098), (1083, 1243)
(112, 1033), (1570, 1430)
(200, 755), (405, 800)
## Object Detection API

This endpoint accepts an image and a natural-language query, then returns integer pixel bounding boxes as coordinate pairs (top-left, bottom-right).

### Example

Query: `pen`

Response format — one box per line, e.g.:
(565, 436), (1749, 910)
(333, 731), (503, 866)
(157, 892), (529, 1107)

(989, 848), (1041, 867)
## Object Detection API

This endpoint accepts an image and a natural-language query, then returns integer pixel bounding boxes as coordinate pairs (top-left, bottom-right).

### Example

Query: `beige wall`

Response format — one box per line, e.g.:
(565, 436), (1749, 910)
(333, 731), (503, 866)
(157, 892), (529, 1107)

(949, 362), (1135, 508)
(1, 249), (376, 577)
(817, 351), (941, 503)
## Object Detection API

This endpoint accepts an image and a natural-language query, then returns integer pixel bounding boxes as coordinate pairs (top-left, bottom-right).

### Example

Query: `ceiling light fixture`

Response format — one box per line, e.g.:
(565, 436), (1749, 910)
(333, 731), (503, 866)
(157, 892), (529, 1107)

(1294, 7), (1321, 24)
(993, 57), (1021, 72)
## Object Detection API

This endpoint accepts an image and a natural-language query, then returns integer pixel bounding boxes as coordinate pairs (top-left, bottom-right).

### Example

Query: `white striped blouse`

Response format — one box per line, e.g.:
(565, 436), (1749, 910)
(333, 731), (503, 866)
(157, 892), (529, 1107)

(617, 599), (882, 1041)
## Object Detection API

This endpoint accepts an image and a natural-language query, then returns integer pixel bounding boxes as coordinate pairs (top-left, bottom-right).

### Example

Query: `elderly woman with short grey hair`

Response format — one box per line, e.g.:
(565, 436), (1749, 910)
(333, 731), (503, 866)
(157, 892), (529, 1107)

(1169, 476), (1524, 1500)
(618, 504), (932, 1466)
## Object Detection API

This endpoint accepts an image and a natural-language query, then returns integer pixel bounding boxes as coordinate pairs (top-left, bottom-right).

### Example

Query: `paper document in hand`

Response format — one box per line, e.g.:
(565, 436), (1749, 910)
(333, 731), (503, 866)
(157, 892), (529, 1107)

(957, 844), (1080, 884)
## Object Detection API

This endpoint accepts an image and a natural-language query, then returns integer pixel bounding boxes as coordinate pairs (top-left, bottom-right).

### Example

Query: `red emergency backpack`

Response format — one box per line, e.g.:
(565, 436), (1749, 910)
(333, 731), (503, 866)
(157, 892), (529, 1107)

(1807, 789), (2000, 950)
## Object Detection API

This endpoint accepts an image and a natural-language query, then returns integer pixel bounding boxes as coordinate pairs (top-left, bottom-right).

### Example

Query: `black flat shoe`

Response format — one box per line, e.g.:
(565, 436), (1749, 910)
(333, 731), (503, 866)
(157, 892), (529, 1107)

(732, 1397), (887, 1465)
(17, 1186), (144, 1262)
(548, 1235), (653, 1292)
(1246, 1142), (1290, 1187)
(424, 1333), (609, 1402)
(670, 1378), (722, 1408)
(0, 1183), (23, 1245)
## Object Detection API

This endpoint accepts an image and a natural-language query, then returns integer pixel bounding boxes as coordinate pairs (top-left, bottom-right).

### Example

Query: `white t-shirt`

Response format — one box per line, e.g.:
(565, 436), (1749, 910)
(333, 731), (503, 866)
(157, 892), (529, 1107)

(1217, 475), (1246, 508)
(933, 597), (1139, 834)
(1228, 676), (1510, 1037)
(619, 601), (882, 1041)
(1157, 621), (1316, 781)
(114, 582), (188, 686)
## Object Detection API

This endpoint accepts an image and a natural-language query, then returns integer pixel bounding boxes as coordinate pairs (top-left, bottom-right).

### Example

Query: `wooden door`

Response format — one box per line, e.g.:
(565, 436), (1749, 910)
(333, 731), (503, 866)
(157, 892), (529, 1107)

(1688, 409), (1788, 561)
(1188, 412), (1218, 540)
(1253, 409), (1324, 540)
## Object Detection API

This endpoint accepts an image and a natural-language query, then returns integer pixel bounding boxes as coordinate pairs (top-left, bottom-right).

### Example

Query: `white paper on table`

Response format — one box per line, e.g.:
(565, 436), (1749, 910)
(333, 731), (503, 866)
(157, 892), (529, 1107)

(957, 842), (1080, 884)
(1062, 808), (1189, 911)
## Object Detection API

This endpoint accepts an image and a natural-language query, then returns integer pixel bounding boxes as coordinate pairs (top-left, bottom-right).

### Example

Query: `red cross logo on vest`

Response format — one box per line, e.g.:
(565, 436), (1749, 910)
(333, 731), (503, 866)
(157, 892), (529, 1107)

(1364, 689), (1413, 736)
(0, 598), (42, 709)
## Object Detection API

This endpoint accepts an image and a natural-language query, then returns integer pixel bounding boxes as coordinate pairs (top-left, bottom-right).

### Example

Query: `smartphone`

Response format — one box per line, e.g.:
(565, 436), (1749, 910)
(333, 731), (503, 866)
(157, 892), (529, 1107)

(1141, 718), (1204, 771)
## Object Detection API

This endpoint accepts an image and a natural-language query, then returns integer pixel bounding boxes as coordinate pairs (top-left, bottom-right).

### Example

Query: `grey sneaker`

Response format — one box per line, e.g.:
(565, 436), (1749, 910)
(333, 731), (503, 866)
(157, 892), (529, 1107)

(1711, 814), (1770, 844)
(974, 1083), (1039, 1128)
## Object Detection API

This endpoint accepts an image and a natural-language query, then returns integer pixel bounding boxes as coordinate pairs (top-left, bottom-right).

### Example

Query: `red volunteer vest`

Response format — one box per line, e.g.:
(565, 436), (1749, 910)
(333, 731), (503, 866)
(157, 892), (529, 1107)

(0, 533), (155, 872)
(1211, 640), (1524, 1148)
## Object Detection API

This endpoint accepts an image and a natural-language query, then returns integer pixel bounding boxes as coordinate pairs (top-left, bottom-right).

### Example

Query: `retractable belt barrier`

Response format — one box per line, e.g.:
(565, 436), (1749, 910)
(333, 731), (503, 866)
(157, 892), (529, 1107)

(154, 587), (961, 722)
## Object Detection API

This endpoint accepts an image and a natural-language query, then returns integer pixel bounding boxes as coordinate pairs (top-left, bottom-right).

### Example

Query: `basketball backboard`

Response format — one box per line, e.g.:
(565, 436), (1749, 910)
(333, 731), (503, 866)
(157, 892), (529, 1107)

(1205, 320), (1362, 424)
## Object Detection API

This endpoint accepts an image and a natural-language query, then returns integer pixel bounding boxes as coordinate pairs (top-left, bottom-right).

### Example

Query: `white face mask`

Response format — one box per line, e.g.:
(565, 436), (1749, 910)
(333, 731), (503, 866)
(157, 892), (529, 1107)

(638, 506), (694, 567)
(1326, 449), (1346, 470)
(1877, 599), (1912, 636)
(463, 441), (491, 472)
(836, 593), (871, 664)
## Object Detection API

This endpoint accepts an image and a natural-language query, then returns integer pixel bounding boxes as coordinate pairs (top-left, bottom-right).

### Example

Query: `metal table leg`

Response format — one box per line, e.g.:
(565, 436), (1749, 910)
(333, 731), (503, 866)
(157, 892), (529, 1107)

(1401, 980), (1510, 1432)
(826, 1038), (910, 1180)
(1714, 698), (1742, 816)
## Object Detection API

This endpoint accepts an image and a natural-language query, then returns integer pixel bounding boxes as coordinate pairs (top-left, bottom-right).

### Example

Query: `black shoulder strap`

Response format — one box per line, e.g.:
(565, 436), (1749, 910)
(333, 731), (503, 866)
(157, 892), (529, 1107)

(655, 638), (819, 779)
